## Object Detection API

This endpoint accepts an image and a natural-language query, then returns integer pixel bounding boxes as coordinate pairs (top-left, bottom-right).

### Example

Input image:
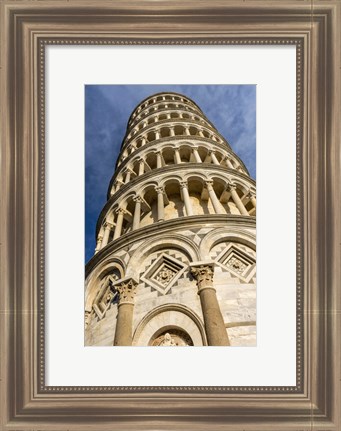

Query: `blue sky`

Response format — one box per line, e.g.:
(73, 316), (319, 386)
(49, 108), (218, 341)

(85, 85), (256, 263)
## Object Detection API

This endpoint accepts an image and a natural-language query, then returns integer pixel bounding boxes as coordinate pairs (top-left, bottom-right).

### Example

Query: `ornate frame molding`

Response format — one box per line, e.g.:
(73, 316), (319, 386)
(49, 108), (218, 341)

(1, 1), (340, 429)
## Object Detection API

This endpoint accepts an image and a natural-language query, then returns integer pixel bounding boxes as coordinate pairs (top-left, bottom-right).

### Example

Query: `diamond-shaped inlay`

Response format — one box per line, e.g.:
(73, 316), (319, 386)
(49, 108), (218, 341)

(215, 244), (256, 283)
(141, 253), (187, 295)
(226, 256), (247, 274)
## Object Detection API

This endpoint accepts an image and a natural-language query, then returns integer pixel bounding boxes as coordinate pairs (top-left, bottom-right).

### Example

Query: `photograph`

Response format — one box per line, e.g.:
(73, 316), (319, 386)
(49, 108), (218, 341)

(2, 1), (340, 429)
(84, 85), (256, 346)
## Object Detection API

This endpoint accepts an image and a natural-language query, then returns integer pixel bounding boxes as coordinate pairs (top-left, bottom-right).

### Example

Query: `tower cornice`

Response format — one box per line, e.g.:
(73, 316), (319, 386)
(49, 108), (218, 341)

(86, 214), (256, 274)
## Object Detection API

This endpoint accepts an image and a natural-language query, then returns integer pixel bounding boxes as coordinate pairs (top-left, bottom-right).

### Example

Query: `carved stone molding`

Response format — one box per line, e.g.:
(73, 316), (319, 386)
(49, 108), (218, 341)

(112, 277), (138, 305)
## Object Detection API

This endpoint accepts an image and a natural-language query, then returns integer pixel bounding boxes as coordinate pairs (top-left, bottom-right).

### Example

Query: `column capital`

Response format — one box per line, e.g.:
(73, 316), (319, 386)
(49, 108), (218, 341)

(133, 195), (143, 203)
(228, 183), (237, 191)
(104, 221), (114, 229)
(111, 277), (138, 306)
(179, 180), (188, 189)
(190, 262), (215, 293)
(116, 207), (127, 215)
(205, 180), (214, 189)
(155, 186), (165, 194)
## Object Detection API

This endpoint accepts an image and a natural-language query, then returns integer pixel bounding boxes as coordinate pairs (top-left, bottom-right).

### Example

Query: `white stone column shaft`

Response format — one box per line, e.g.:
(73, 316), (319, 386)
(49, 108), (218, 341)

(113, 209), (125, 239)
(229, 185), (249, 215)
(192, 148), (202, 163)
(210, 151), (220, 166)
(132, 197), (142, 230)
(174, 148), (181, 164)
(101, 222), (113, 248)
(156, 152), (162, 168)
(155, 187), (165, 221)
(225, 157), (234, 169)
(180, 181), (193, 216)
(138, 159), (144, 176)
(206, 181), (224, 214)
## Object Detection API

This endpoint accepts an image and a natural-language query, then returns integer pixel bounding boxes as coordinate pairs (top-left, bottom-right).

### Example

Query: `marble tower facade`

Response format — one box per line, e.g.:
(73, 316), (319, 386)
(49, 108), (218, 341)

(85, 92), (256, 346)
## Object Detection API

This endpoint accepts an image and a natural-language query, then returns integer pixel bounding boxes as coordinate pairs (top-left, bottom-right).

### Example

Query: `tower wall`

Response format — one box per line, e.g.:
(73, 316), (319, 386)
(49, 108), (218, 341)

(85, 92), (256, 347)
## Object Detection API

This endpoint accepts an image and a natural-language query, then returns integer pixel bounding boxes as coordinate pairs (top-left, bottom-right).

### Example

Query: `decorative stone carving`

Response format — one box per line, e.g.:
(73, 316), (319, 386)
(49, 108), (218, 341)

(151, 329), (193, 346)
(190, 263), (214, 292)
(133, 195), (143, 203)
(92, 271), (120, 319)
(155, 266), (176, 286)
(116, 279), (137, 305)
(116, 207), (126, 215)
(141, 253), (187, 295)
(155, 186), (164, 195)
(85, 311), (91, 328)
(159, 333), (177, 346)
(213, 243), (256, 283)
(226, 256), (247, 274)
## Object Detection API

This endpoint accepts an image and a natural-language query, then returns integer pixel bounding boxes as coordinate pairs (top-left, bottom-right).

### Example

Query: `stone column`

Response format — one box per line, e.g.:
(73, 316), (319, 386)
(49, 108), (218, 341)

(138, 158), (144, 175)
(113, 278), (138, 346)
(94, 235), (103, 254)
(101, 222), (114, 248)
(174, 148), (182, 164)
(156, 151), (162, 168)
(180, 181), (193, 216)
(190, 263), (230, 346)
(205, 181), (224, 214)
(132, 196), (142, 230)
(155, 130), (161, 140)
(248, 192), (256, 208)
(225, 157), (234, 169)
(124, 170), (131, 184)
(192, 147), (202, 163)
(229, 184), (249, 216)
(113, 208), (125, 239)
(155, 186), (165, 221)
(169, 127), (175, 137)
(209, 151), (220, 166)
(198, 130), (205, 138)
(185, 126), (190, 136)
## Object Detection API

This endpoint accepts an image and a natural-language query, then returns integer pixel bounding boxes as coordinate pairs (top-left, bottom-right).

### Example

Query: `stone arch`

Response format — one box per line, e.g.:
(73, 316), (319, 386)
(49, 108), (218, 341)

(200, 227), (256, 261)
(132, 303), (207, 346)
(126, 234), (200, 279)
(85, 257), (125, 311)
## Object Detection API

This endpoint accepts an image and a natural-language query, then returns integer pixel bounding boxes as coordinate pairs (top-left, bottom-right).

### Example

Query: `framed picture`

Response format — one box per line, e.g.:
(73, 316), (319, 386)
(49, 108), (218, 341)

(1, 1), (340, 430)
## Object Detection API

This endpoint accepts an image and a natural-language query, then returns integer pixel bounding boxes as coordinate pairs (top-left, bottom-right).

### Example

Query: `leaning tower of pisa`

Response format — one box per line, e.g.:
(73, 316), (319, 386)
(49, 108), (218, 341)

(85, 92), (256, 347)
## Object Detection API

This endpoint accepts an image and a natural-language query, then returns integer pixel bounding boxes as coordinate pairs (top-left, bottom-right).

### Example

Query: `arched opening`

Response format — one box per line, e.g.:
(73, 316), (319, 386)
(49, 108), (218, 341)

(162, 147), (175, 166)
(164, 181), (185, 219)
(179, 146), (191, 163)
(139, 185), (158, 227)
(186, 178), (209, 215)
(132, 305), (206, 346)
